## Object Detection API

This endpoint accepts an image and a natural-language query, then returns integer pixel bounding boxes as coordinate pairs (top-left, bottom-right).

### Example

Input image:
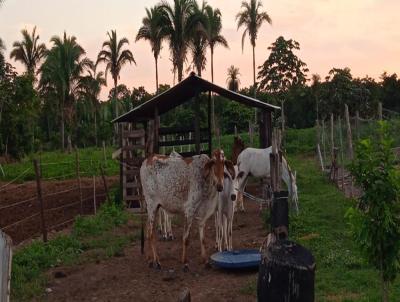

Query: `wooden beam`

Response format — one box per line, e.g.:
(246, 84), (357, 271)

(154, 107), (159, 153)
(260, 110), (272, 148)
(208, 91), (212, 156)
(194, 93), (201, 154)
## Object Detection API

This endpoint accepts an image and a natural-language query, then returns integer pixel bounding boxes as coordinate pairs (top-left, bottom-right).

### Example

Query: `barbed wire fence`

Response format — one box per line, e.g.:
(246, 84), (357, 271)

(0, 149), (114, 245)
(316, 102), (400, 197)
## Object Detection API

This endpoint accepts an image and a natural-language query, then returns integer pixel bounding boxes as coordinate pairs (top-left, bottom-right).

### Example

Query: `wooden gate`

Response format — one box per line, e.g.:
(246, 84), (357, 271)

(121, 124), (145, 210)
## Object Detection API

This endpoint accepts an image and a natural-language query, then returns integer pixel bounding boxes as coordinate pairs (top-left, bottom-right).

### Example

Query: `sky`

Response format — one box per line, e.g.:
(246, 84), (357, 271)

(1, 0), (400, 100)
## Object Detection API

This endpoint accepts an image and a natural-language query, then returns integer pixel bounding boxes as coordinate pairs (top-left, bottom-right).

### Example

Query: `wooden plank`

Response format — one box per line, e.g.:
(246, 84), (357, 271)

(159, 127), (209, 135)
(0, 230), (12, 302)
(159, 138), (209, 147)
(125, 182), (141, 189)
(179, 150), (210, 158)
(125, 195), (143, 201)
(123, 129), (145, 138)
(122, 145), (145, 151)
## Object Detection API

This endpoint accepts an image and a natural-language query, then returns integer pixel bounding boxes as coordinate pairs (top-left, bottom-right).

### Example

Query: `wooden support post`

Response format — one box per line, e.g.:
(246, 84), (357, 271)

(0, 231), (12, 302)
(208, 91), (212, 156)
(330, 113), (334, 159)
(33, 159), (47, 242)
(154, 107), (160, 154)
(378, 102), (383, 120)
(100, 166), (111, 203)
(119, 123), (123, 200)
(260, 110), (269, 148)
(344, 104), (353, 160)
(266, 111), (272, 147)
(75, 148), (83, 215)
(194, 94), (201, 154)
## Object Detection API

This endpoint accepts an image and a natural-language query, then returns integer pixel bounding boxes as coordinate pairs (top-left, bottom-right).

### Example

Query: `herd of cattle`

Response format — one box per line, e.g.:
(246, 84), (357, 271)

(139, 137), (298, 270)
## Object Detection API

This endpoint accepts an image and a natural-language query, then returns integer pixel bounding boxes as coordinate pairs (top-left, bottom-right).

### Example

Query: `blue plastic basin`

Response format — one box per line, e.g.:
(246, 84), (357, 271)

(210, 249), (261, 269)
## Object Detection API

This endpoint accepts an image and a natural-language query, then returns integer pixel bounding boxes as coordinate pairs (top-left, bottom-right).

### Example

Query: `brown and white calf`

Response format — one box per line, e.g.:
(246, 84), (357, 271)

(140, 149), (235, 269)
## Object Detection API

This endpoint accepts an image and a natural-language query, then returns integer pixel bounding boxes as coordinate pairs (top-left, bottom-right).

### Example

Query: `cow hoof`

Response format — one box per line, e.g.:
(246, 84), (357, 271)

(155, 262), (162, 270)
(168, 235), (175, 241)
(183, 264), (189, 273)
(149, 261), (162, 270)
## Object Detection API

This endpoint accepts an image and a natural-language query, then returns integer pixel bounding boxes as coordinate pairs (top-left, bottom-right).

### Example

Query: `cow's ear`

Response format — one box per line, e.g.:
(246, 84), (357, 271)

(225, 160), (236, 179)
(203, 159), (215, 179)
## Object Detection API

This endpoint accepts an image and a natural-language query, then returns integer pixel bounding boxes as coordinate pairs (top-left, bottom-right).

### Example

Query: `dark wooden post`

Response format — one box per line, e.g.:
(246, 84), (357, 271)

(266, 111), (272, 147)
(33, 159), (47, 242)
(207, 91), (212, 156)
(119, 123), (123, 198)
(258, 240), (315, 301)
(75, 148), (83, 214)
(194, 93), (201, 155)
(154, 107), (159, 154)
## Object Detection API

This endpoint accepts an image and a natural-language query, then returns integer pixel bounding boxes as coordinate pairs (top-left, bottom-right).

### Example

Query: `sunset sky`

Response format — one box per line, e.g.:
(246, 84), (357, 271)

(1, 0), (399, 100)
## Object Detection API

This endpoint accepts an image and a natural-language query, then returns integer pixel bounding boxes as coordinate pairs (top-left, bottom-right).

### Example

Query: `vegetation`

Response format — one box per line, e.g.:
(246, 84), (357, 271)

(347, 123), (400, 301)
(11, 201), (135, 301)
(226, 65), (240, 92)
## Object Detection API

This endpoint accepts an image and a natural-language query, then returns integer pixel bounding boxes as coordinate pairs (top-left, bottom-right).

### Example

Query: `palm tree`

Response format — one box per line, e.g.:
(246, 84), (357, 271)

(236, 0), (272, 94)
(40, 32), (90, 151)
(159, 0), (199, 82)
(97, 30), (135, 119)
(189, 1), (208, 76)
(77, 61), (106, 146)
(0, 37), (5, 62)
(136, 6), (165, 93)
(226, 65), (241, 92)
(10, 26), (47, 75)
(204, 5), (228, 83)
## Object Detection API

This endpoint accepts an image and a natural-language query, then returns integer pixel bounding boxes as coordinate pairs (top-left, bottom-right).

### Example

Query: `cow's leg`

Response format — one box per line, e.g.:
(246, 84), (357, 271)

(166, 213), (174, 240)
(198, 220), (209, 265)
(147, 204), (161, 269)
(223, 215), (229, 251)
(228, 215), (233, 251)
(182, 216), (193, 271)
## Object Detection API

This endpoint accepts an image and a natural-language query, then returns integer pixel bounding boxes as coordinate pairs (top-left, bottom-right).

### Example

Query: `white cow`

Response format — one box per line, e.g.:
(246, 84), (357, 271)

(140, 149), (235, 269)
(215, 165), (239, 251)
(236, 147), (299, 212)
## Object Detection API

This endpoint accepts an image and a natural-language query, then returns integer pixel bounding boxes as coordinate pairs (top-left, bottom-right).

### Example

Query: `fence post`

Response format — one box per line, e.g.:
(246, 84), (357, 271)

(75, 148), (83, 215)
(321, 119), (327, 168)
(344, 104), (353, 159)
(33, 159), (47, 242)
(355, 111), (360, 139)
(100, 166), (111, 203)
(93, 174), (97, 215)
(338, 116), (345, 191)
(0, 231), (12, 302)
(102, 140), (107, 168)
(378, 102), (383, 120)
(330, 113), (334, 159)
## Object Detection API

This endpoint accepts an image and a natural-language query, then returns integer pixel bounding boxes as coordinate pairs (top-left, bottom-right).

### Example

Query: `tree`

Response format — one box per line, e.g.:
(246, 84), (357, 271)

(0, 37), (5, 60)
(188, 1), (208, 77)
(97, 30), (135, 119)
(39, 32), (90, 151)
(226, 65), (240, 92)
(159, 0), (199, 82)
(10, 26), (47, 75)
(136, 6), (165, 93)
(236, 0), (271, 94)
(257, 36), (308, 130)
(76, 62), (106, 146)
(347, 123), (400, 302)
(380, 72), (400, 113)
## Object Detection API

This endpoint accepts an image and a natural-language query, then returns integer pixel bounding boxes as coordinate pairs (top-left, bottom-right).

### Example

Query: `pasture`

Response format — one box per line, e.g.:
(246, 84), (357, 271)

(6, 141), (400, 301)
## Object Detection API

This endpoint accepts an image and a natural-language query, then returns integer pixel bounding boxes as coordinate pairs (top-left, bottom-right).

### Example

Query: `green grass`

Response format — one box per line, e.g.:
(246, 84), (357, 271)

(286, 155), (400, 301)
(11, 201), (135, 301)
(0, 147), (119, 182)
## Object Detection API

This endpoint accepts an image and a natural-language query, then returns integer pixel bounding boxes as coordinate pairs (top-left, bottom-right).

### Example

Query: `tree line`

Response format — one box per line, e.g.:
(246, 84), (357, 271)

(1, 0), (400, 159)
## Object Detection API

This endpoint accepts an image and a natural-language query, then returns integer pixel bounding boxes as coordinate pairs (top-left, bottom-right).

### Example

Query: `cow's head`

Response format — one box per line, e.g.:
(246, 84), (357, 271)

(203, 149), (235, 192)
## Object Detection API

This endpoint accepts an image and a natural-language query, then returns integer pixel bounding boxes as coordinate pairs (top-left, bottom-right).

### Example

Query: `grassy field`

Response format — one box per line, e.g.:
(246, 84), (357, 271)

(0, 147), (119, 182)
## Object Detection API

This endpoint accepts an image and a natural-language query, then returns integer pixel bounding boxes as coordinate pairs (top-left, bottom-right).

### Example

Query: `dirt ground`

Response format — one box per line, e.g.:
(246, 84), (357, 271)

(0, 176), (117, 244)
(42, 185), (267, 302)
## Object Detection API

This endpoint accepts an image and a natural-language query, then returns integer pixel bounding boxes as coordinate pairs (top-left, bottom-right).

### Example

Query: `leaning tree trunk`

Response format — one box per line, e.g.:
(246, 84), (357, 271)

(113, 77), (118, 145)
(94, 106), (98, 147)
(61, 108), (65, 152)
